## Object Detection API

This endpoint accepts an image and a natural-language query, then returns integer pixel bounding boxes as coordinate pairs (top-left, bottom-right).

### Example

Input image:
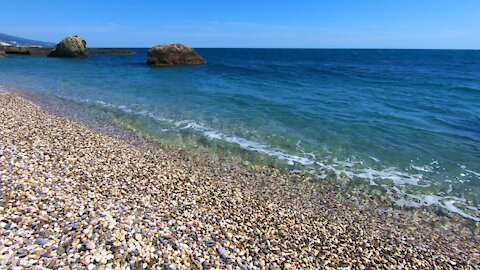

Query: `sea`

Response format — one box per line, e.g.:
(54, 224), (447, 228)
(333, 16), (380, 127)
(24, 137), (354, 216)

(0, 49), (479, 221)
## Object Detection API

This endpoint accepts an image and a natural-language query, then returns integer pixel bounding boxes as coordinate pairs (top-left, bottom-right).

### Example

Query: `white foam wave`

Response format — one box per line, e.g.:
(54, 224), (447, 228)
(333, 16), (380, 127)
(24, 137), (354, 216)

(179, 120), (316, 166)
(410, 164), (434, 173)
(71, 97), (480, 222)
(386, 187), (480, 222)
(466, 169), (480, 177)
(356, 167), (426, 187)
(459, 164), (480, 177)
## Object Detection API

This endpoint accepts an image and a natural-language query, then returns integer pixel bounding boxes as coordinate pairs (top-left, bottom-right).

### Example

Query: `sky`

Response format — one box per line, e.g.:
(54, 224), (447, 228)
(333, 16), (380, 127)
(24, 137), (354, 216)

(1, 0), (479, 49)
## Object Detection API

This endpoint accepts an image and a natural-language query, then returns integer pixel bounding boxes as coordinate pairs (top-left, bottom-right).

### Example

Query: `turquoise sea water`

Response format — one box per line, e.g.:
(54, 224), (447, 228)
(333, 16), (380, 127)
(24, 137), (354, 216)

(0, 49), (479, 221)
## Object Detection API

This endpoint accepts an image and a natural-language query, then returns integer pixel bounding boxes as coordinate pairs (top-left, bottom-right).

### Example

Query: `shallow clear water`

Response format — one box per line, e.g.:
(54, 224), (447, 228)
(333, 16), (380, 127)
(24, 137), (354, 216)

(0, 49), (479, 220)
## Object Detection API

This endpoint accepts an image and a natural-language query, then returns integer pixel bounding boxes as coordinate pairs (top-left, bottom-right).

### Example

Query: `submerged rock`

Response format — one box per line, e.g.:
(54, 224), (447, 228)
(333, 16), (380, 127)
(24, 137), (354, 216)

(48, 35), (87, 58)
(147, 43), (206, 66)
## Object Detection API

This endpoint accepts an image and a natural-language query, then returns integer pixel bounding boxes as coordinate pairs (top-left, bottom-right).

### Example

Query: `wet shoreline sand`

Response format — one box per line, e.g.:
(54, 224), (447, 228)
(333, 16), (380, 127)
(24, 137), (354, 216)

(1, 92), (479, 269)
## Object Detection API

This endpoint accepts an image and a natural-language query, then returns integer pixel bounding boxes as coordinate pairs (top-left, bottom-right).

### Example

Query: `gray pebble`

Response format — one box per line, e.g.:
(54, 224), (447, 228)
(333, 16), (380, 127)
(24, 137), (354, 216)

(217, 246), (230, 259)
(204, 240), (216, 247)
(36, 238), (48, 246)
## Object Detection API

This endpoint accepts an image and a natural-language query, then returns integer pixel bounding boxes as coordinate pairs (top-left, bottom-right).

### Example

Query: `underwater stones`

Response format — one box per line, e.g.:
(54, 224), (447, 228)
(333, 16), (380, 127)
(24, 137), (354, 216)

(146, 43), (206, 66)
(48, 35), (87, 58)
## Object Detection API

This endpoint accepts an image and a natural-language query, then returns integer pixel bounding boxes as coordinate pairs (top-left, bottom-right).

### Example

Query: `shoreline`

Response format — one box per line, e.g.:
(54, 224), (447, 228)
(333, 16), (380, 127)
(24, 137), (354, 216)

(1, 92), (479, 268)
(2, 48), (480, 222)
(18, 88), (480, 224)
(17, 88), (480, 224)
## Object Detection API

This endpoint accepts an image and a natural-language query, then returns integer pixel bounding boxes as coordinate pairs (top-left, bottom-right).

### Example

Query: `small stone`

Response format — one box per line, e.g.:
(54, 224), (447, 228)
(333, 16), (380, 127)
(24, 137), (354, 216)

(57, 246), (66, 255)
(41, 253), (53, 258)
(36, 238), (48, 246)
(67, 223), (80, 231)
(87, 263), (95, 270)
(134, 234), (143, 241)
(217, 247), (230, 260)
(202, 260), (210, 270)
(132, 226), (140, 234)
(85, 241), (95, 250)
(204, 240), (216, 247)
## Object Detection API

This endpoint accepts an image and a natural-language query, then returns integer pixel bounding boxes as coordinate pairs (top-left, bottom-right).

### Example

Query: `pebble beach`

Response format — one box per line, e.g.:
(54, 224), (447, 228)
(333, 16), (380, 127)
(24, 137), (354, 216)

(0, 92), (479, 269)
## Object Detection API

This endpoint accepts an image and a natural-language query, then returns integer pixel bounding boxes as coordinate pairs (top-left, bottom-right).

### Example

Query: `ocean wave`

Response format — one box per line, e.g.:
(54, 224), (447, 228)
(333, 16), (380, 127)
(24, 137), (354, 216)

(61, 96), (480, 222)
(386, 186), (480, 222)
(450, 86), (480, 94)
(306, 66), (352, 78)
(410, 164), (435, 173)
(459, 164), (480, 177)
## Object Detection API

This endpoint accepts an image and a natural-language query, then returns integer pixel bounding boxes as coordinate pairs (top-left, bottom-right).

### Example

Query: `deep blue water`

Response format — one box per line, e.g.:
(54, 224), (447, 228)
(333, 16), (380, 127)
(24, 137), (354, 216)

(0, 49), (479, 220)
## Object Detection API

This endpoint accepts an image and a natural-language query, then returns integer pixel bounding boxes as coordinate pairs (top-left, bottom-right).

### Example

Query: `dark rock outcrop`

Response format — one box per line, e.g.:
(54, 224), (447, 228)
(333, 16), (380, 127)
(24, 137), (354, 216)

(48, 35), (87, 58)
(147, 43), (205, 66)
(3, 46), (31, 55)
(1, 46), (134, 56)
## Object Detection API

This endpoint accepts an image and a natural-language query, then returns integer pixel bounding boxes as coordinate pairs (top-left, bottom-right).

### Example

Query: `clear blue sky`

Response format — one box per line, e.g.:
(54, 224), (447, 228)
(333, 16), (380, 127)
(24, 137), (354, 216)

(1, 0), (479, 48)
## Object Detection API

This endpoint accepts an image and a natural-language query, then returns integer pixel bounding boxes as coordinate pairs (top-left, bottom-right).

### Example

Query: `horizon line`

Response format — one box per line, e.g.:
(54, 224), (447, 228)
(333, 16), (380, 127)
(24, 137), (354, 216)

(86, 46), (480, 50)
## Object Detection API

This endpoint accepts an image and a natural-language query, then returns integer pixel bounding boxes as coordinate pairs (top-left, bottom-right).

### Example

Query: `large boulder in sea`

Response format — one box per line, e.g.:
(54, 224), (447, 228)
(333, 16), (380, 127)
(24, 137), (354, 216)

(0, 49), (4, 58)
(147, 43), (206, 66)
(48, 35), (87, 58)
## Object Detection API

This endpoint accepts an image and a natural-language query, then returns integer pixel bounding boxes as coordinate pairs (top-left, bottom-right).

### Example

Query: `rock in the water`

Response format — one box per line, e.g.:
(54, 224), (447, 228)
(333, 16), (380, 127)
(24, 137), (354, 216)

(2, 46), (31, 55)
(48, 35), (87, 58)
(147, 43), (205, 66)
(0, 49), (5, 58)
